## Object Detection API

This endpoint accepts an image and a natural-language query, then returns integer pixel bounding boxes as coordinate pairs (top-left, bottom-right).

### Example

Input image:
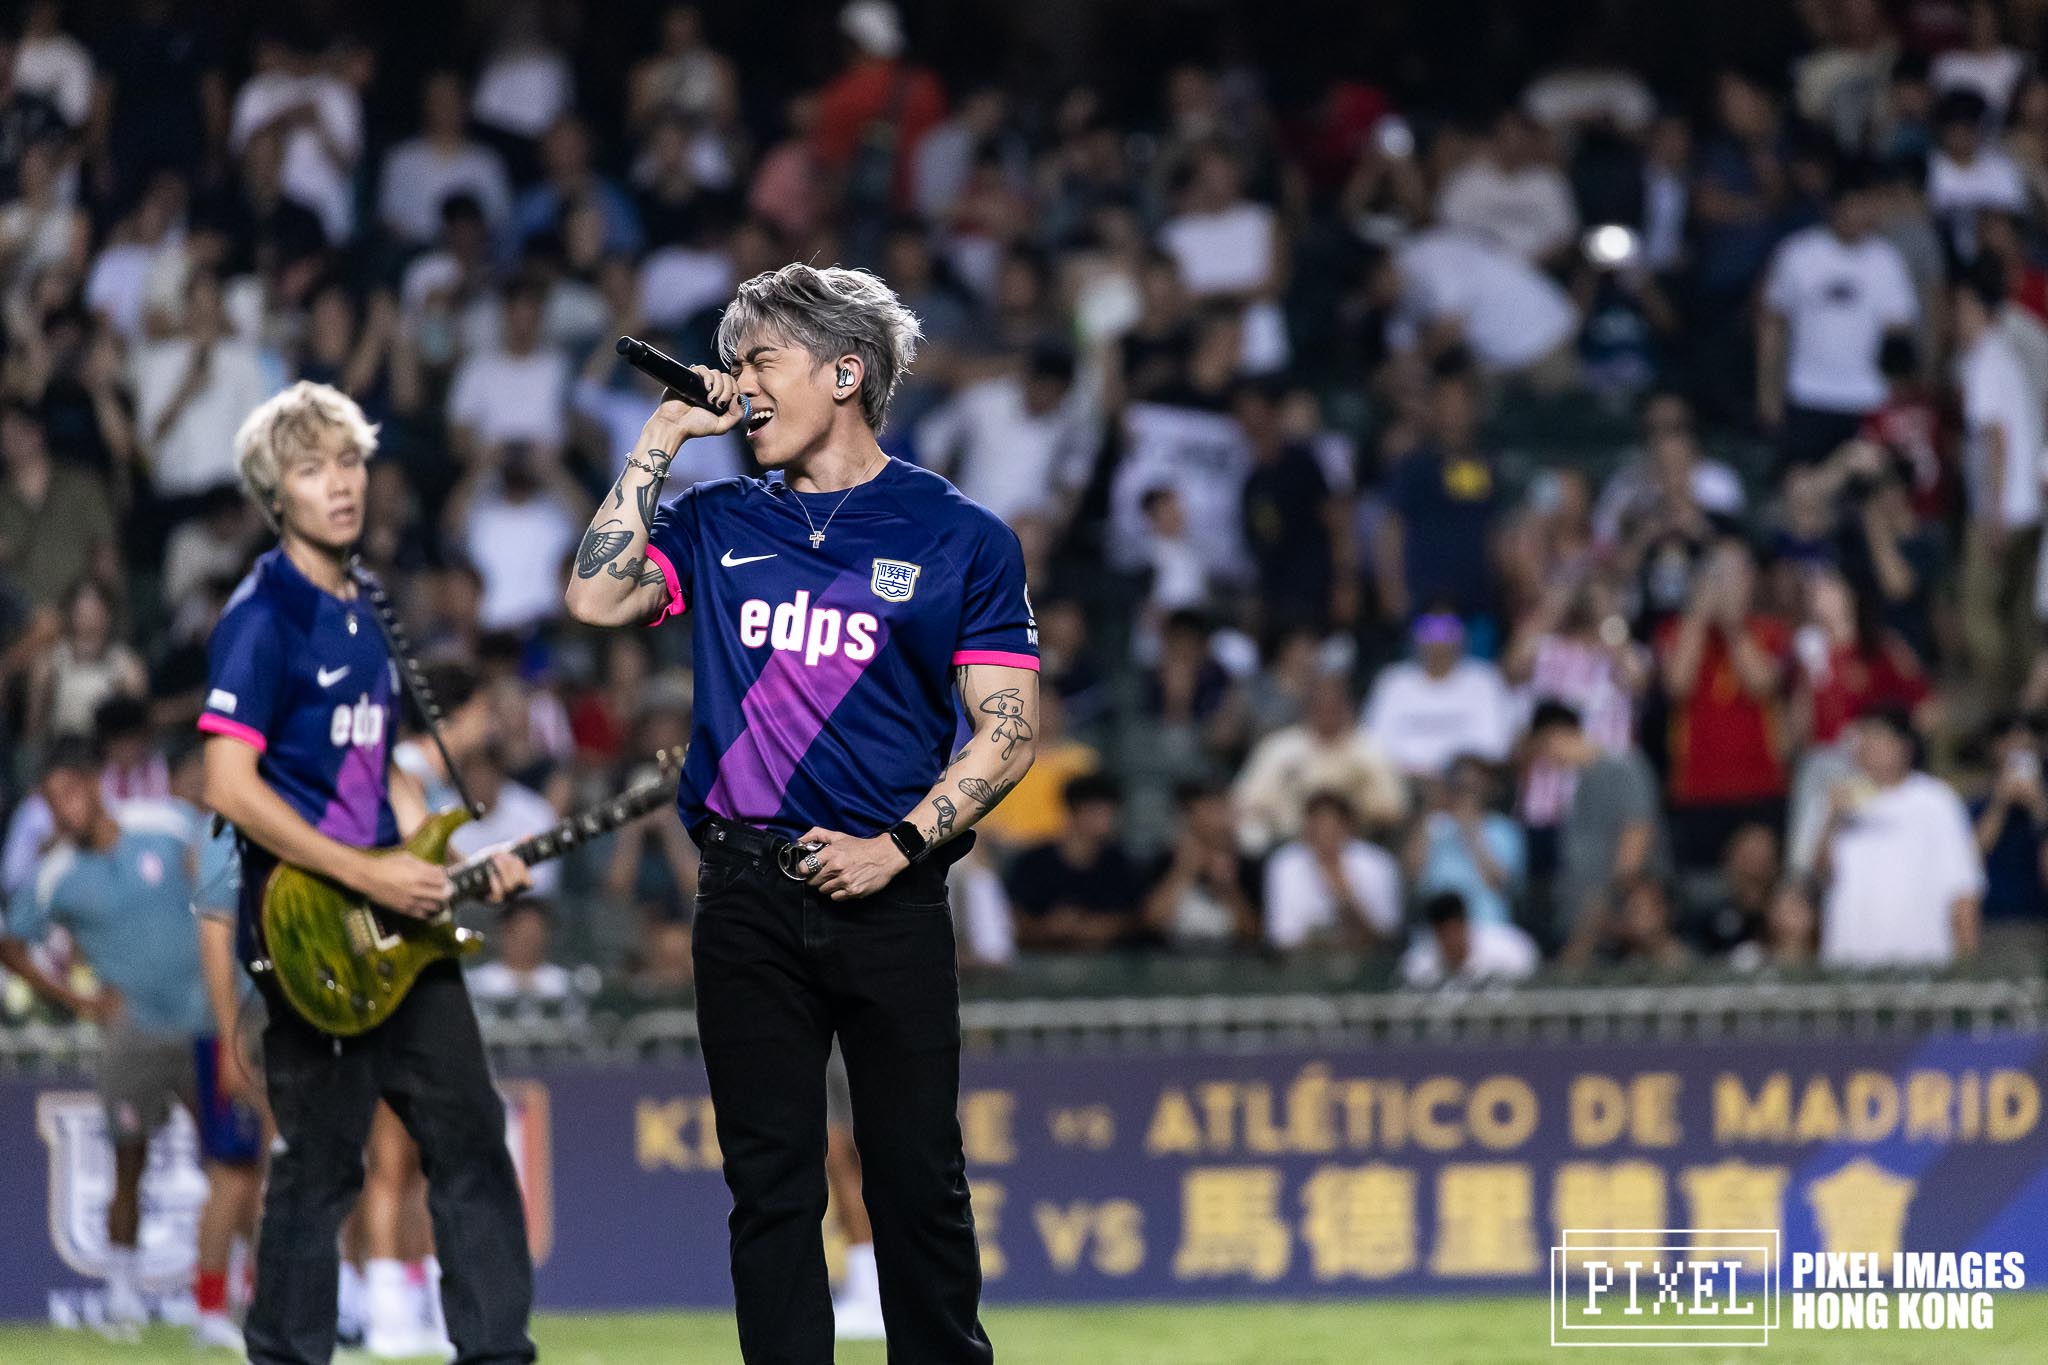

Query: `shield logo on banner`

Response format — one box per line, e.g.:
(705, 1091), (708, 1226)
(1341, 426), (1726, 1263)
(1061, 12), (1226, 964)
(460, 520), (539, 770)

(870, 559), (922, 603)
(37, 1091), (207, 1288)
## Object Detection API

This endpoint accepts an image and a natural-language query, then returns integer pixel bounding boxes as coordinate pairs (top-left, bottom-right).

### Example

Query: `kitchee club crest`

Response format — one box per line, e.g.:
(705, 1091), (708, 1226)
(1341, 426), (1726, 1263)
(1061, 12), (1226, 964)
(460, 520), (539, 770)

(870, 558), (922, 603)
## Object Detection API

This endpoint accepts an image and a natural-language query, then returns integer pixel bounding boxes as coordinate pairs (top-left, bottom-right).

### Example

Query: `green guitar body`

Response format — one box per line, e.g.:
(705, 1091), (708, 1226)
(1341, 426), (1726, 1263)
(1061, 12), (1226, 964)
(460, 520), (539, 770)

(260, 809), (484, 1037)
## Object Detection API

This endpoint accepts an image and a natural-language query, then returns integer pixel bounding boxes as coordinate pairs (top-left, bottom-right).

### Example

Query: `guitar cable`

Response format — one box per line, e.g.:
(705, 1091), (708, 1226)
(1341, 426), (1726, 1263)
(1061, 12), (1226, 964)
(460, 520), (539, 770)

(346, 556), (485, 821)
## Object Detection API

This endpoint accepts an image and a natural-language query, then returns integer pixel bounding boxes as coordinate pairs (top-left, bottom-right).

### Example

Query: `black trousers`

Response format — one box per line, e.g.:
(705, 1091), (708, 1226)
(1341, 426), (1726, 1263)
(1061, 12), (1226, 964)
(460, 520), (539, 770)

(244, 960), (535, 1365)
(692, 832), (992, 1365)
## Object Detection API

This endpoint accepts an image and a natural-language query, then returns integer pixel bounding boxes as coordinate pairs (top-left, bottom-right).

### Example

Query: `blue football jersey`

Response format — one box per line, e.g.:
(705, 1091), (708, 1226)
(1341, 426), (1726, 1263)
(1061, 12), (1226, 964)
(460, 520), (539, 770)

(199, 548), (401, 850)
(646, 457), (1037, 839)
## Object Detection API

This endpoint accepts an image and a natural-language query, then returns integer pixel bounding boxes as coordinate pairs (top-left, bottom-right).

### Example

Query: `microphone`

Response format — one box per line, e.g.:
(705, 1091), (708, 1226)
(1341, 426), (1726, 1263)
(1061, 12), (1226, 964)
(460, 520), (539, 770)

(615, 336), (744, 417)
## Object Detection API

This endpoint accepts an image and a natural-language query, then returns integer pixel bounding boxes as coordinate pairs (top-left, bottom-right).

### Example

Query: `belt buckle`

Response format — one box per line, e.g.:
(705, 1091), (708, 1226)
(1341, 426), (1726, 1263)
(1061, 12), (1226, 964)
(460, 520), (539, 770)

(777, 840), (821, 881)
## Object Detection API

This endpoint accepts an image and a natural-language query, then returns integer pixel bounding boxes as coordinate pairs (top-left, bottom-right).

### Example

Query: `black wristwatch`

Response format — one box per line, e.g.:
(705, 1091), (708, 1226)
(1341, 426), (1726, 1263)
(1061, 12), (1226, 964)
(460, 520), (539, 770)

(887, 820), (929, 865)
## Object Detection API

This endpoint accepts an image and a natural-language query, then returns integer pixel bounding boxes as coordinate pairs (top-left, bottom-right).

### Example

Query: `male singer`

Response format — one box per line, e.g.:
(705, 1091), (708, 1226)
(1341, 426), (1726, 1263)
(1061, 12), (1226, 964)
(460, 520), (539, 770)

(566, 264), (1036, 1362)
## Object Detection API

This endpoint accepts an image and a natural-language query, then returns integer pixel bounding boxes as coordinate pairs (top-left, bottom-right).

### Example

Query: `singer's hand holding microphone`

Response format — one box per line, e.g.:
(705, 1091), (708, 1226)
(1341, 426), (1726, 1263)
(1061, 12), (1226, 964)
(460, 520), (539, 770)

(618, 335), (747, 452)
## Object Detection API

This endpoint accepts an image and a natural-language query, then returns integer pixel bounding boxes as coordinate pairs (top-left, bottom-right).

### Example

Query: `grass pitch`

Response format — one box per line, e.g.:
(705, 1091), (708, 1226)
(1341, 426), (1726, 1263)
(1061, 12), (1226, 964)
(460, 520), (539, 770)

(2, 1296), (2045, 1363)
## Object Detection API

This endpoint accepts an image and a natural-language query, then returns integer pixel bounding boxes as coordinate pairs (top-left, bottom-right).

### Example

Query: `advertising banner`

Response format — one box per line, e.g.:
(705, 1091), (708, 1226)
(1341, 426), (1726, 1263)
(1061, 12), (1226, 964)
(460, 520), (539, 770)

(2, 1033), (2044, 1319)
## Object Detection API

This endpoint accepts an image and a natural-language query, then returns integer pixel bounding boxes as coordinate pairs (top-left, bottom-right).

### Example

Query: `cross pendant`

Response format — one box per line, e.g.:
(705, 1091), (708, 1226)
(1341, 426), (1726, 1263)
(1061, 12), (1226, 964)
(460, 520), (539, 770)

(809, 530), (826, 548)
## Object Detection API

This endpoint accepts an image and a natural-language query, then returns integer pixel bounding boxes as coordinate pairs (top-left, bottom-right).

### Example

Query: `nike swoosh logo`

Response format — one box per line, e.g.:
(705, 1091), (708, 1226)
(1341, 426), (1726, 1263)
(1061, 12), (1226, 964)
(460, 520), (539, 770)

(316, 665), (350, 687)
(721, 550), (778, 567)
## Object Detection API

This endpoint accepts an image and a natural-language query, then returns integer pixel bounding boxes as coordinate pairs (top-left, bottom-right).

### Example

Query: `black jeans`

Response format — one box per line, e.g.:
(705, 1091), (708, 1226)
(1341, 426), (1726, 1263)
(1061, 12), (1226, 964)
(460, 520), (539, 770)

(244, 960), (535, 1365)
(692, 831), (992, 1364)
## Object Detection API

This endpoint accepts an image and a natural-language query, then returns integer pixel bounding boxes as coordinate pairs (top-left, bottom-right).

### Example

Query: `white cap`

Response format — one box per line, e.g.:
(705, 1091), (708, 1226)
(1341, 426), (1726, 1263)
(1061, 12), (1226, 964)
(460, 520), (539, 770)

(840, 0), (904, 58)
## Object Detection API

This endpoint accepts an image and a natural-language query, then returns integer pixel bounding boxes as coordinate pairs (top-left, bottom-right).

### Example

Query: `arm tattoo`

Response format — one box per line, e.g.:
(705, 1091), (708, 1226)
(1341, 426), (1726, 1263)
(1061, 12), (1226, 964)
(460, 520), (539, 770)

(602, 556), (668, 586)
(634, 462), (663, 531)
(959, 776), (1016, 812)
(930, 794), (958, 844)
(943, 742), (973, 774)
(978, 688), (1035, 761)
(576, 523), (635, 578)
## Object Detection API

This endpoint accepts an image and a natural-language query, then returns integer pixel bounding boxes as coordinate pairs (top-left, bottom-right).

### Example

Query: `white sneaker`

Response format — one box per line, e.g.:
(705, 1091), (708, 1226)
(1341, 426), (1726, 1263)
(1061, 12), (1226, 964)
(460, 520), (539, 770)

(832, 1292), (887, 1341)
(365, 1259), (427, 1359)
(365, 1324), (431, 1359)
(194, 1313), (246, 1353)
(833, 1242), (886, 1341)
(102, 1281), (148, 1336)
(419, 1257), (454, 1359)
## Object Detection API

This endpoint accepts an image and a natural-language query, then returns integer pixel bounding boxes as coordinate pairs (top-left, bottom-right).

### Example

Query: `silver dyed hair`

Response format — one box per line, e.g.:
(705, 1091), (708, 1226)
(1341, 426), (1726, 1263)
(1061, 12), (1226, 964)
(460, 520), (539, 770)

(715, 263), (923, 431)
(234, 380), (380, 519)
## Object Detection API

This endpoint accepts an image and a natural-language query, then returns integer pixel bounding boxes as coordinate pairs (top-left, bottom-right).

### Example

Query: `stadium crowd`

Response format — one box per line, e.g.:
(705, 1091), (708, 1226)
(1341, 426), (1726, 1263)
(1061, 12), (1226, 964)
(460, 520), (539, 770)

(5, 0), (2048, 1025)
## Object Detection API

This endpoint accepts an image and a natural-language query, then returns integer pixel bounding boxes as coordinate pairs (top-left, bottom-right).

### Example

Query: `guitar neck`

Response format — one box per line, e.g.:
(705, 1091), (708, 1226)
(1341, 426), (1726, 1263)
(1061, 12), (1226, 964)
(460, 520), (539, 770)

(448, 780), (673, 903)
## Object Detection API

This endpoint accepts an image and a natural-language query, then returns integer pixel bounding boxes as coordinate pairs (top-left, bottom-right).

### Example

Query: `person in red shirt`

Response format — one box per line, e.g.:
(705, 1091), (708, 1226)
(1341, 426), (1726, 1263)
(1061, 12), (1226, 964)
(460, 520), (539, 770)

(1656, 537), (1791, 867)
(1854, 336), (1951, 523)
(813, 2), (946, 217)
(1791, 566), (1931, 748)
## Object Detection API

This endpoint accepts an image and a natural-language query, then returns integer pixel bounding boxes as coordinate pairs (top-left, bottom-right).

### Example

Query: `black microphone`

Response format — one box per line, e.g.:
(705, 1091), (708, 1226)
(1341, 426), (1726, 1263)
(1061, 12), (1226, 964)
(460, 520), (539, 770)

(615, 335), (742, 416)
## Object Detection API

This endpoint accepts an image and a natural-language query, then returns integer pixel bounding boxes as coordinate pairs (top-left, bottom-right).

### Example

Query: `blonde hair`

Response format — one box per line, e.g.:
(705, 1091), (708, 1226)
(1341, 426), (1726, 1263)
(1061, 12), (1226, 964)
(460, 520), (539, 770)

(233, 380), (380, 519)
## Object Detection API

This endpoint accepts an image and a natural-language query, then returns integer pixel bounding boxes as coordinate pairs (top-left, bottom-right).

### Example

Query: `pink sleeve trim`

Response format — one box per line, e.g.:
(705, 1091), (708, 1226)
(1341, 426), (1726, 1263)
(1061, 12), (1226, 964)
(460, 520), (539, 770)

(642, 544), (688, 627)
(198, 714), (268, 753)
(952, 649), (1041, 671)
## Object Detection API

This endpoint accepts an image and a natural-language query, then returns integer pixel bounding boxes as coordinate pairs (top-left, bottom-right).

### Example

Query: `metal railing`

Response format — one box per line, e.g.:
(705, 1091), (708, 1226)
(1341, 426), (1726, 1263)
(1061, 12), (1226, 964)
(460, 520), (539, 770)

(3, 972), (2042, 1074)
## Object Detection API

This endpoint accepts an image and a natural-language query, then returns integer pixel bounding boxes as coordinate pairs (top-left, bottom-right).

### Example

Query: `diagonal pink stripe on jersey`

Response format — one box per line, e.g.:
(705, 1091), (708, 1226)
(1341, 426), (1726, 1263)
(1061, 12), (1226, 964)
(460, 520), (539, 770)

(319, 729), (388, 846)
(705, 567), (892, 823)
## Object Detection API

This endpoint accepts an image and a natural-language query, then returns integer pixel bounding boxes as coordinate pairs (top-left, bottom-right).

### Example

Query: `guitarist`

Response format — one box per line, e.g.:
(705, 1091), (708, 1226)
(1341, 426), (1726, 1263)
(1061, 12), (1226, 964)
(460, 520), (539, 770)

(198, 380), (536, 1365)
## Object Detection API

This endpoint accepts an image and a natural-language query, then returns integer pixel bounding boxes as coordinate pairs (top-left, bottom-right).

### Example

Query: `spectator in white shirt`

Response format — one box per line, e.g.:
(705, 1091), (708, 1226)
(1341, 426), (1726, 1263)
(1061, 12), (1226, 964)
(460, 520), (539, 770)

(1931, 2), (2029, 127)
(1953, 264), (2045, 701)
(13, 0), (92, 129)
(1263, 792), (1403, 954)
(1136, 487), (1211, 621)
(1435, 109), (1580, 265)
(378, 71), (513, 246)
(227, 32), (362, 246)
(1233, 671), (1408, 855)
(914, 86), (1011, 225)
(83, 170), (186, 341)
(916, 343), (1097, 528)
(130, 269), (272, 498)
(444, 442), (584, 634)
(1400, 891), (1539, 988)
(471, 23), (575, 146)
(447, 280), (571, 461)
(1361, 613), (1515, 779)
(1758, 169), (1920, 466)
(1379, 229), (1580, 381)
(467, 901), (580, 1013)
(1159, 144), (1289, 373)
(1928, 88), (2028, 262)
(1819, 709), (1984, 968)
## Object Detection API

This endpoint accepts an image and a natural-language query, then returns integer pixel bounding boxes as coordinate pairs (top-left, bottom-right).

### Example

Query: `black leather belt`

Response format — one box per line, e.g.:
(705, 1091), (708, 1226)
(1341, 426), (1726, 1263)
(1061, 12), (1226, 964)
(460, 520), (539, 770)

(695, 816), (822, 881)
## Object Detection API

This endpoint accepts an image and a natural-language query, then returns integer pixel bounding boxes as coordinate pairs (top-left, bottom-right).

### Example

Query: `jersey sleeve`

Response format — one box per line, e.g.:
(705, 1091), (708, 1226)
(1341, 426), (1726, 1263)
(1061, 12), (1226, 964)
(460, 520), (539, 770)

(953, 518), (1040, 670)
(197, 597), (283, 752)
(4, 853), (62, 943)
(642, 486), (703, 627)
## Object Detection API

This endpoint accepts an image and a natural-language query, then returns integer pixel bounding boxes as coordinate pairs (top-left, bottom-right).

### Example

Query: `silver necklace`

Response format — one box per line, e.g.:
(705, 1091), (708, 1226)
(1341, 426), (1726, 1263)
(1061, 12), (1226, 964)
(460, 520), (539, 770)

(791, 455), (880, 549)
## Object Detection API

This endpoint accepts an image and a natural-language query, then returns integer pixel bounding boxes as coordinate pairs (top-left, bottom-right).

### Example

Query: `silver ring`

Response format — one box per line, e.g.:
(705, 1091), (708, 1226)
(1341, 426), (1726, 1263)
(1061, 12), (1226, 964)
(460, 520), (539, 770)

(802, 852), (821, 874)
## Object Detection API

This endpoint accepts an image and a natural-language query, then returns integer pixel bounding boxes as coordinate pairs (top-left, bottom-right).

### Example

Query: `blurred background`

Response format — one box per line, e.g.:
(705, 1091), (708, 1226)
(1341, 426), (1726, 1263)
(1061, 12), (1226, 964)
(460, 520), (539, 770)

(1, 0), (2047, 1358)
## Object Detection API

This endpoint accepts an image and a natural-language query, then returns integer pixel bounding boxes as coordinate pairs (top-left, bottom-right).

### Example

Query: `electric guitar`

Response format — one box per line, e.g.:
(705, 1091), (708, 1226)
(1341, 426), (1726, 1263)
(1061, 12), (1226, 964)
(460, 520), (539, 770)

(258, 749), (682, 1036)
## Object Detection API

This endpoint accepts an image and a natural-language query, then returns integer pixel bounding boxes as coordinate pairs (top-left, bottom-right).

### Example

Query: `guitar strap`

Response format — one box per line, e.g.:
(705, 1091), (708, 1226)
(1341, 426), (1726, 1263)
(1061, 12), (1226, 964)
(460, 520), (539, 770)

(346, 556), (484, 820)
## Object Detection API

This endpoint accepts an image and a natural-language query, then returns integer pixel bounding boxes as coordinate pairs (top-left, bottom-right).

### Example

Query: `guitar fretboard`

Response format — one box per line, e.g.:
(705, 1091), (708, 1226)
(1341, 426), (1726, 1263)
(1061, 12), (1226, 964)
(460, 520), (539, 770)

(448, 778), (675, 903)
